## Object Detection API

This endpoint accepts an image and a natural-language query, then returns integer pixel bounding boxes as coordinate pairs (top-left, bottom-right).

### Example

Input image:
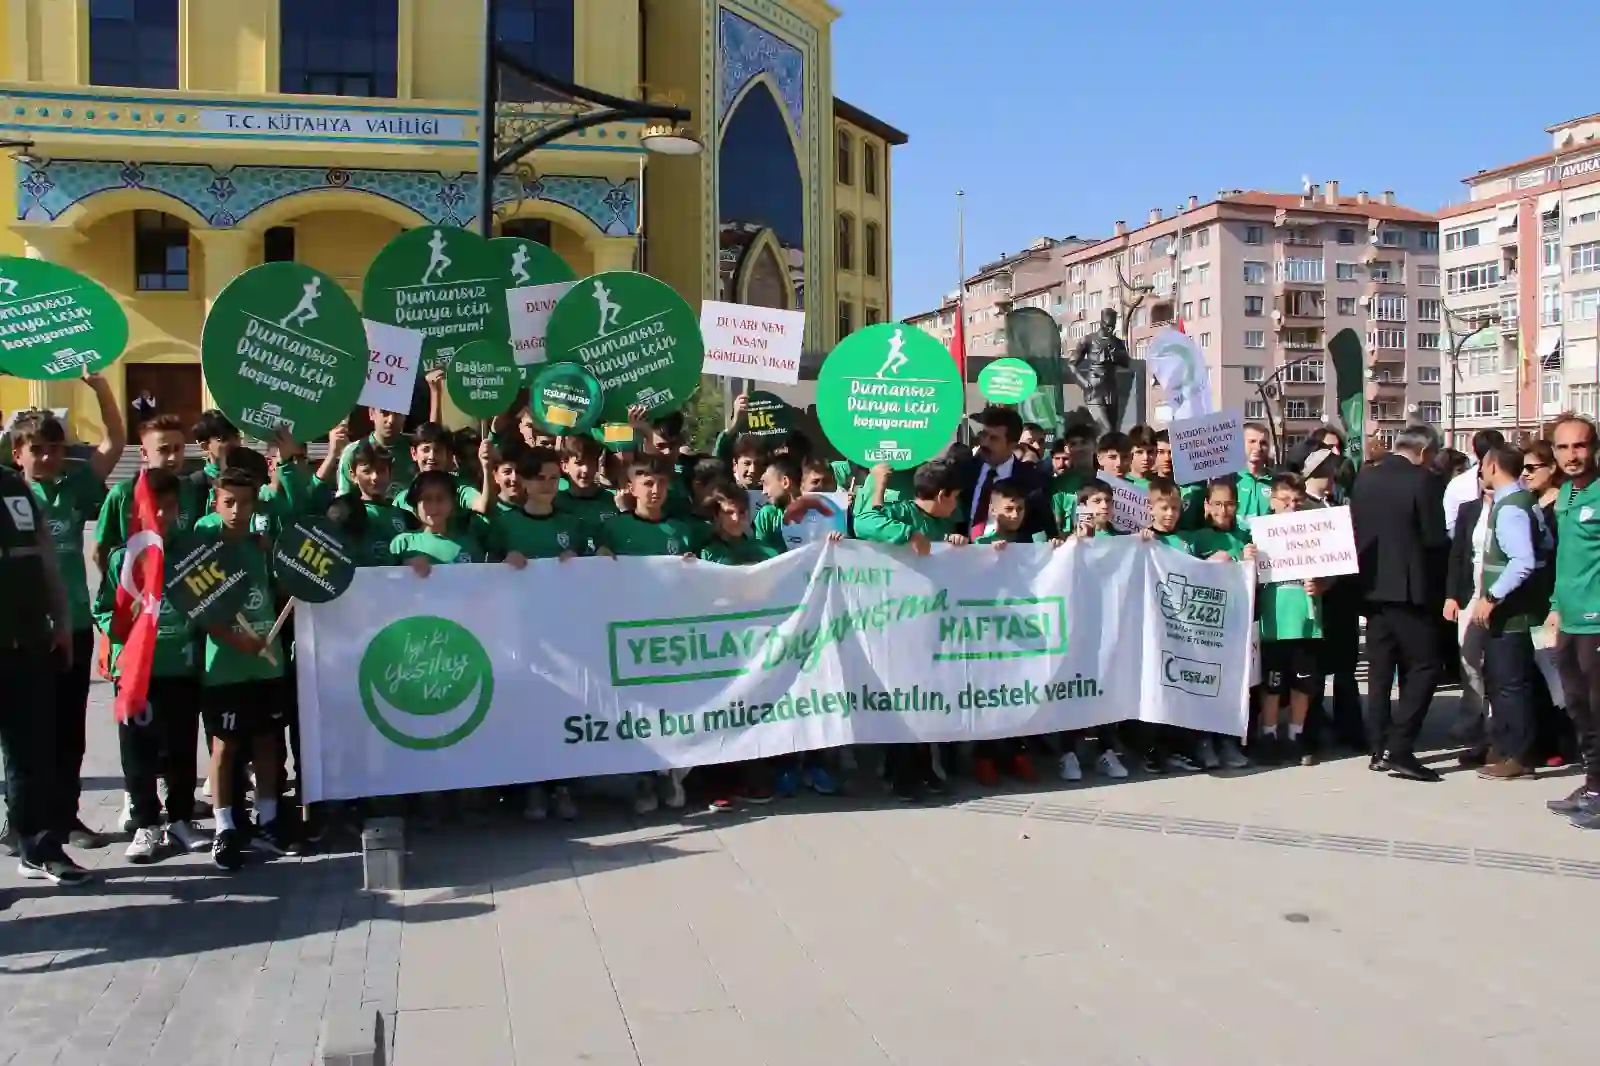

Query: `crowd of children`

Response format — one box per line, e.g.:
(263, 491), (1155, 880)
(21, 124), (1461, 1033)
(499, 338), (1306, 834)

(2, 375), (1351, 879)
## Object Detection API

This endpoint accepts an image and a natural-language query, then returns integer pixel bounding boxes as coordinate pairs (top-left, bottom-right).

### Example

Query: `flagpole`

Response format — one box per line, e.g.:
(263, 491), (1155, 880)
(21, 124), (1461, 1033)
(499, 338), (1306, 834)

(957, 189), (969, 443)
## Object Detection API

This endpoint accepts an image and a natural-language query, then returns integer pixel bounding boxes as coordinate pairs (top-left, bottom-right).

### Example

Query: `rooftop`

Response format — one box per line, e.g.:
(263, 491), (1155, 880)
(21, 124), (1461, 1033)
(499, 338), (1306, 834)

(833, 98), (908, 146)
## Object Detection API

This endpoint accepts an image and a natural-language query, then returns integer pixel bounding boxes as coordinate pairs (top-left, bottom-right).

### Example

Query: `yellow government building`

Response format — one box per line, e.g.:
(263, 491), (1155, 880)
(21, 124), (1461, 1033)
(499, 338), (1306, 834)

(0, 0), (903, 438)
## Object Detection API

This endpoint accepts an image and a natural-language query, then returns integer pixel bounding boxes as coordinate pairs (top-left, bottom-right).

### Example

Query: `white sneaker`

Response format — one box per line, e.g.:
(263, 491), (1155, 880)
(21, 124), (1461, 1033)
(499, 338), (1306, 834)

(523, 785), (549, 822)
(552, 785), (578, 821)
(661, 769), (687, 810)
(119, 794), (135, 833)
(1057, 751), (1084, 782)
(1196, 736), (1221, 770)
(633, 777), (659, 815)
(165, 820), (210, 853)
(1096, 750), (1130, 780)
(125, 826), (163, 864)
(1219, 737), (1251, 769)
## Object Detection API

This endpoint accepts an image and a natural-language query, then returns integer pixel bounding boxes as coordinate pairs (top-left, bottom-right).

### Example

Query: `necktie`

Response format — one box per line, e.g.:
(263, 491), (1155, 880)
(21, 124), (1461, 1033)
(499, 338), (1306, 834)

(971, 467), (995, 540)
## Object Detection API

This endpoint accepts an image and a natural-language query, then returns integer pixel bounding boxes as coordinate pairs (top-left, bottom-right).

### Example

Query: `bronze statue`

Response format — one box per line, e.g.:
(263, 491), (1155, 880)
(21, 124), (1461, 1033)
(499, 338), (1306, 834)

(1070, 307), (1130, 431)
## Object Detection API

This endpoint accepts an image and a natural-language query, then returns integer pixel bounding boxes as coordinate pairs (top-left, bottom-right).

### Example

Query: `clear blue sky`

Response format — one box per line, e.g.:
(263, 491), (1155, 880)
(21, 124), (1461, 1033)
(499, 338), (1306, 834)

(831, 0), (1600, 318)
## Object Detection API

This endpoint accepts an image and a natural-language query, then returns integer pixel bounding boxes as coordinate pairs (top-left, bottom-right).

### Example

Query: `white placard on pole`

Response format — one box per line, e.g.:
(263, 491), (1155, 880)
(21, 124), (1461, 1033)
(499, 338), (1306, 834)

(1248, 506), (1360, 584)
(699, 300), (805, 385)
(358, 320), (425, 415)
(1170, 409), (1246, 484)
(1097, 473), (1152, 533)
(506, 281), (575, 367)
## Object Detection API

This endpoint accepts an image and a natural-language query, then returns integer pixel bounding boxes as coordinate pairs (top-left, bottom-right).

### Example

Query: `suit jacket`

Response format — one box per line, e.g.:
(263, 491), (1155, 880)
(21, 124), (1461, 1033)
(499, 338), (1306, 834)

(1350, 453), (1449, 609)
(1445, 496), (1484, 607)
(959, 456), (1055, 541)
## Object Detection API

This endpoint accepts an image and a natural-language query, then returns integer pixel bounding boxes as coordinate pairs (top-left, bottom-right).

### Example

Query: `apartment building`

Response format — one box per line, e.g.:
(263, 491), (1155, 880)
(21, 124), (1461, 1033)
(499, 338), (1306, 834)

(1438, 112), (1600, 448)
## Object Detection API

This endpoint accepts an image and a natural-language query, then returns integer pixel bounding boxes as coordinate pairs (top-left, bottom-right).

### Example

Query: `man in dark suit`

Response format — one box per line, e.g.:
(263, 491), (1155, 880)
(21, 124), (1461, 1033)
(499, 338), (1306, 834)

(960, 407), (1055, 542)
(1350, 423), (1450, 781)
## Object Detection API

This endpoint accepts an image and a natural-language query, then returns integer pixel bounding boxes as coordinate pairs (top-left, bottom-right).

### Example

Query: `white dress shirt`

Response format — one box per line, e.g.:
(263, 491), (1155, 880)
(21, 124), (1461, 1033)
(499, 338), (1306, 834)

(1444, 463), (1480, 538)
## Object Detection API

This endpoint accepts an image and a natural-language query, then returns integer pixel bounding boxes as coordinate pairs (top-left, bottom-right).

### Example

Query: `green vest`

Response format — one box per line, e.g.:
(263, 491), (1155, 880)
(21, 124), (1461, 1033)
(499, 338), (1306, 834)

(0, 467), (55, 651)
(1482, 487), (1553, 633)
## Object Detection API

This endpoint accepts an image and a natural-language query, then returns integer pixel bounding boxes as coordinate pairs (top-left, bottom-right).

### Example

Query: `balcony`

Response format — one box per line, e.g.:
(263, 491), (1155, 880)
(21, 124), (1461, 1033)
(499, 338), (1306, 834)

(1283, 338), (1323, 351)
(1283, 234), (1324, 247)
(1499, 314), (1519, 335)
(1280, 376), (1327, 390)
(1498, 224), (1520, 246)
(1499, 272), (1520, 291)
(1276, 294), (1326, 320)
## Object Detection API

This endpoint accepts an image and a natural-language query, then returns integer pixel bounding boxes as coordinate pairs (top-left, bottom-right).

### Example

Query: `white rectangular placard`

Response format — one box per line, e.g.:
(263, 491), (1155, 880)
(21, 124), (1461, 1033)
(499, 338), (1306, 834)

(1170, 409), (1246, 484)
(358, 320), (425, 414)
(699, 300), (805, 385)
(1248, 506), (1360, 583)
(506, 281), (575, 367)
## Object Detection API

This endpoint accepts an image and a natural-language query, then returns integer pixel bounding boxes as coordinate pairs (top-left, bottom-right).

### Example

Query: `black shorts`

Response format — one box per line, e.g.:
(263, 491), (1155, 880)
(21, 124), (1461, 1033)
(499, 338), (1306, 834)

(1263, 639), (1322, 698)
(201, 679), (286, 741)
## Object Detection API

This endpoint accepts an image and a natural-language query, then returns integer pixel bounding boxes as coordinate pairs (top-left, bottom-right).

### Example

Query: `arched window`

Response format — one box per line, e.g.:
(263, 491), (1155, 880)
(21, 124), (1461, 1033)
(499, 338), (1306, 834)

(863, 143), (879, 196)
(836, 129), (854, 185)
(837, 214), (855, 271)
(864, 222), (881, 278)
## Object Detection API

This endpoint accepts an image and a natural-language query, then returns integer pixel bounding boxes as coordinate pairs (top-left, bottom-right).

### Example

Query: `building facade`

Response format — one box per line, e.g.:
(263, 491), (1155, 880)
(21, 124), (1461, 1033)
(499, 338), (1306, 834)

(0, 0), (902, 437)
(907, 189), (1441, 450)
(1438, 112), (1600, 448)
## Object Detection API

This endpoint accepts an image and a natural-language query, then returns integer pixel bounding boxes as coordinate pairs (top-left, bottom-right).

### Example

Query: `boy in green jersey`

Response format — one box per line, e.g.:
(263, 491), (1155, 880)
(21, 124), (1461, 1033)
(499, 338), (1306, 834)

(1139, 478), (1194, 554)
(752, 456), (802, 553)
(193, 467), (295, 870)
(469, 436), (530, 519)
(393, 471), (491, 572)
(974, 480), (1052, 546)
(1154, 428), (1207, 528)
(556, 434), (623, 545)
(1066, 481), (1118, 539)
(1255, 472), (1328, 767)
(600, 454), (709, 561)
(699, 483), (783, 567)
(1125, 425), (1158, 489)
(10, 396), (124, 849)
(801, 457), (839, 494)
(1188, 478), (1255, 562)
(1095, 431), (1131, 480)
(335, 406), (416, 500)
(191, 409), (243, 489)
(1049, 425), (1097, 531)
(325, 440), (413, 567)
(1235, 422), (1276, 526)
(854, 460), (968, 555)
(95, 414), (202, 571)
(92, 468), (209, 863)
(397, 422), (481, 515)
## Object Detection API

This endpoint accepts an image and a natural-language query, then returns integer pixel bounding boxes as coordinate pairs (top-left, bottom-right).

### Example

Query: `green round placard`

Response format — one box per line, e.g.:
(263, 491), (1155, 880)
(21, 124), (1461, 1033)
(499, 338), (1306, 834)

(815, 323), (964, 470)
(446, 338), (521, 419)
(200, 262), (368, 441)
(529, 361), (605, 436)
(545, 271), (705, 421)
(362, 226), (510, 371)
(164, 535), (252, 627)
(741, 390), (794, 439)
(271, 518), (357, 604)
(0, 256), (129, 380)
(978, 358), (1039, 404)
(490, 236), (577, 287)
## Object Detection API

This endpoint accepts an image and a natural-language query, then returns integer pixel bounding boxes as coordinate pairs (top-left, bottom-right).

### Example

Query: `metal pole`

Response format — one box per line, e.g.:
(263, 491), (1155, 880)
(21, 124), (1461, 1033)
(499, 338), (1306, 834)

(475, 0), (499, 236)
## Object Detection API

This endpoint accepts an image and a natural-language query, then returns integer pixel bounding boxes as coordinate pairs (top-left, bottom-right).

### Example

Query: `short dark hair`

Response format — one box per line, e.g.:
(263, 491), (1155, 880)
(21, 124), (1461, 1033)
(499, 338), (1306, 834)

(213, 467), (261, 497)
(1076, 481), (1110, 505)
(560, 433), (604, 462)
(973, 405), (1023, 443)
(1484, 441), (1525, 480)
(411, 421), (452, 448)
(1022, 421), (1045, 437)
(691, 457), (730, 487)
(1270, 471), (1305, 494)
(1127, 425), (1159, 449)
(8, 412), (65, 447)
(140, 413), (187, 437)
(991, 479), (1029, 506)
(774, 428), (812, 458)
(801, 456), (836, 483)
(1063, 423), (1099, 447)
(405, 469), (460, 509)
(1153, 428), (1171, 445)
(1471, 428), (1506, 463)
(347, 441), (392, 472)
(651, 411), (686, 439)
(764, 455), (801, 486)
(912, 459), (962, 500)
(1145, 475), (1181, 503)
(1205, 477), (1238, 501)
(1096, 431), (1131, 455)
(515, 446), (562, 480)
(732, 434), (768, 460)
(707, 484), (752, 514)
(191, 410), (239, 445)
(627, 453), (673, 482)
(221, 444), (269, 484)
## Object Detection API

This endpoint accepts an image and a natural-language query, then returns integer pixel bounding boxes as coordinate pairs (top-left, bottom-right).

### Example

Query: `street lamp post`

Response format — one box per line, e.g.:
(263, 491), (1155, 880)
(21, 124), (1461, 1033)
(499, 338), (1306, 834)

(1224, 351), (1328, 462)
(1442, 305), (1501, 447)
(475, 0), (699, 236)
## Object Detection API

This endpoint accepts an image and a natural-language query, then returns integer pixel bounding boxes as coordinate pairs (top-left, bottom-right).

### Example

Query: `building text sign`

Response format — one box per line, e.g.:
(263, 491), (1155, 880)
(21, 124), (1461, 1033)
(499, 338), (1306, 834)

(198, 108), (468, 142)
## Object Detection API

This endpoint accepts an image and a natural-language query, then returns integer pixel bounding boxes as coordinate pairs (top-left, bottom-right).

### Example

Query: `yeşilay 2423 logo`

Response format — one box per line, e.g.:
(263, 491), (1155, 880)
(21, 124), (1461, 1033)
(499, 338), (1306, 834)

(358, 616), (494, 750)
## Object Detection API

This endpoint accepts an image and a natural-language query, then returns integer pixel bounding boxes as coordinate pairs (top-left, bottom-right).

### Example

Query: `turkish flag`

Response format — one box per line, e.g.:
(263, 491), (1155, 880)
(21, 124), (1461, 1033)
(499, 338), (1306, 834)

(111, 471), (166, 723)
(949, 304), (967, 383)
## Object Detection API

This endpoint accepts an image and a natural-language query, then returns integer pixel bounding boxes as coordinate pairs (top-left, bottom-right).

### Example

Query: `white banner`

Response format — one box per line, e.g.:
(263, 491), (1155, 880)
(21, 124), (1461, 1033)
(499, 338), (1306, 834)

(1170, 409), (1245, 484)
(1248, 506), (1360, 583)
(699, 300), (805, 385)
(506, 281), (575, 367)
(298, 540), (1254, 801)
(359, 320), (424, 414)
(1097, 473), (1151, 533)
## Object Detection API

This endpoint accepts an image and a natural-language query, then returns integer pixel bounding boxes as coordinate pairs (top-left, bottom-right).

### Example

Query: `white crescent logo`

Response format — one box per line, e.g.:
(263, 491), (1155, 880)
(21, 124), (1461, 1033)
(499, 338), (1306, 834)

(364, 676), (486, 745)
(118, 530), (163, 607)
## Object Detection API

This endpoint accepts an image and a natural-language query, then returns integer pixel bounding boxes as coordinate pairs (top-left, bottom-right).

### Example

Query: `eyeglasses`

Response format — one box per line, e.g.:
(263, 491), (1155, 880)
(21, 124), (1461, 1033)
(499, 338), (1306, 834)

(1524, 461), (1550, 471)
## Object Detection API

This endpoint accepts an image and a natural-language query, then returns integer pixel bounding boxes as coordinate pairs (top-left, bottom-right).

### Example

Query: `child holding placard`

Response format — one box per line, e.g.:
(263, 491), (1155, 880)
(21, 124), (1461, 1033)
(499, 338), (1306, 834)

(325, 440), (412, 567)
(1255, 472), (1328, 767)
(1184, 478), (1256, 771)
(96, 414), (202, 572)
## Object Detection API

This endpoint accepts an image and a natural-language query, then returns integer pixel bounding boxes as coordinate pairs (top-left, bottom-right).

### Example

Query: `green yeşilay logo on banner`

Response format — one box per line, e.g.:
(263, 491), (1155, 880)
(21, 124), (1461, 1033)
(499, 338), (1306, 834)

(529, 361), (604, 436)
(490, 236), (577, 286)
(359, 616), (495, 751)
(362, 226), (510, 371)
(164, 536), (252, 627)
(815, 323), (964, 469)
(545, 271), (705, 422)
(0, 256), (129, 380)
(271, 518), (356, 604)
(200, 262), (368, 441)
(977, 358), (1039, 404)
(445, 338), (520, 418)
(741, 390), (794, 439)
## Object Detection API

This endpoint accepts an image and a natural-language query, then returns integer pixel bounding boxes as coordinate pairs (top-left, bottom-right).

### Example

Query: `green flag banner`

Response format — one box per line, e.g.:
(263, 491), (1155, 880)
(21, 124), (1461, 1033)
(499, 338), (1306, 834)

(1329, 328), (1365, 469)
(1006, 307), (1065, 435)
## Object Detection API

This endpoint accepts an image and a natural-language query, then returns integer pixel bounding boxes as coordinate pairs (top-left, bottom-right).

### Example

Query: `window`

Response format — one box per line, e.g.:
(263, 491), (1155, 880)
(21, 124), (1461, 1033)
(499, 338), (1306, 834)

(1181, 233), (1193, 252)
(1337, 227), (1356, 245)
(1444, 226), (1481, 251)
(1572, 241), (1600, 275)
(836, 214), (854, 270)
(1369, 260), (1396, 283)
(1418, 366), (1441, 384)
(1180, 301), (1193, 320)
(89, 0), (178, 88)
(1542, 281), (1562, 325)
(1336, 262), (1358, 281)
(1277, 258), (1324, 284)
(1244, 295), (1265, 316)
(864, 305), (882, 326)
(1446, 262), (1501, 294)
(1284, 400), (1316, 419)
(1369, 294), (1406, 321)
(1245, 399), (1267, 419)
(1336, 297), (1357, 315)
(1419, 231), (1440, 251)
(1416, 332), (1441, 350)
(1570, 194), (1600, 227)
(1244, 225), (1264, 245)
(134, 210), (189, 291)
(1368, 329), (1406, 349)
(1417, 265), (1440, 286)
(1379, 229), (1405, 247)
(1572, 384), (1600, 419)
(279, 0), (399, 97)
(1284, 327), (1321, 348)
(1570, 288), (1600, 321)
(836, 129), (853, 184)
(1133, 244), (1147, 265)
(1198, 332), (1211, 349)
(863, 143), (879, 196)
(496, 0), (575, 100)
(1243, 261), (1267, 284)
(1152, 269), (1173, 292)
(1544, 372), (1563, 408)
(1284, 359), (1325, 383)
(1070, 265), (1083, 283)
(1244, 330), (1266, 349)
(1197, 228), (1211, 248)
(1241, 365), (1265, 382)
(1198, 298), (1211, 317)
(1455, 392), (1500, 418)
(1416, 298), (1441, 321)
(864, 222), (881, 278)
(837, 300), (854, 338)
(1180, 266), (1193, 288)
(263, 227), (296, 263)
(1196, 262), (1211, 284)
(1468, 350), (1499, 376)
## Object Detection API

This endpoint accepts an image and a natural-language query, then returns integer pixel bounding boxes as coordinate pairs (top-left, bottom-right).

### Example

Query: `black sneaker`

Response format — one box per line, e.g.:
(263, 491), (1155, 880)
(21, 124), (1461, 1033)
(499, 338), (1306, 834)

(1547, 788), (1599, 815)
(212, 828), (246, 871)
(1141, 751), (1167, 775)
(250, 819), (304, 857)
(17, 838), (91, 886)
(65, 819), (106, 850)
(891, 779), (924, 803)
(1253, 736), (1282, 767)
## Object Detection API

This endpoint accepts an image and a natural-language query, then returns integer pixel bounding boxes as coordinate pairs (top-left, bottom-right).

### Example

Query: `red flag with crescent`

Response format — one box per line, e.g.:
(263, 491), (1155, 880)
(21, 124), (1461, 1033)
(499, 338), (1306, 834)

(111, 471), (166, 723)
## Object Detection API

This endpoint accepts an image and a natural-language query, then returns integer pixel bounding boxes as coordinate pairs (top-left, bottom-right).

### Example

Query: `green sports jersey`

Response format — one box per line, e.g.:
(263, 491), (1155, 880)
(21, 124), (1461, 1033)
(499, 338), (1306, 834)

(93, 546), (200, 678)
(854, 500), (955, 545)
(187, 525), (284, 687)
(556, 489), (622, 552)
(1188, 524), (1251, 561)
(699, 534), (781, 566)
(1260, 580), (1322, 642)
(1126, 474), (1152, 491)
(1147, 529), (1194, 555)
(1554, 478), (1600, 633)
(488, 508), (589, 560)
(600, 513), (709, 557)
(27, 461), (105, 631)
(395, 472), (481, 517)
(95, 473), (206, 558)
(345, 499), (413, 566)
(390, 529), (488, 565)
(853, 468), (917, 515)
(1235, 470), (1274, 525)
(974, 528), (1048, 545)
(751, 503), (788, 553)
(336, 434), (417, 500)
(1049, 471), (1090, 533)
(1178, 483), (1207, 530)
